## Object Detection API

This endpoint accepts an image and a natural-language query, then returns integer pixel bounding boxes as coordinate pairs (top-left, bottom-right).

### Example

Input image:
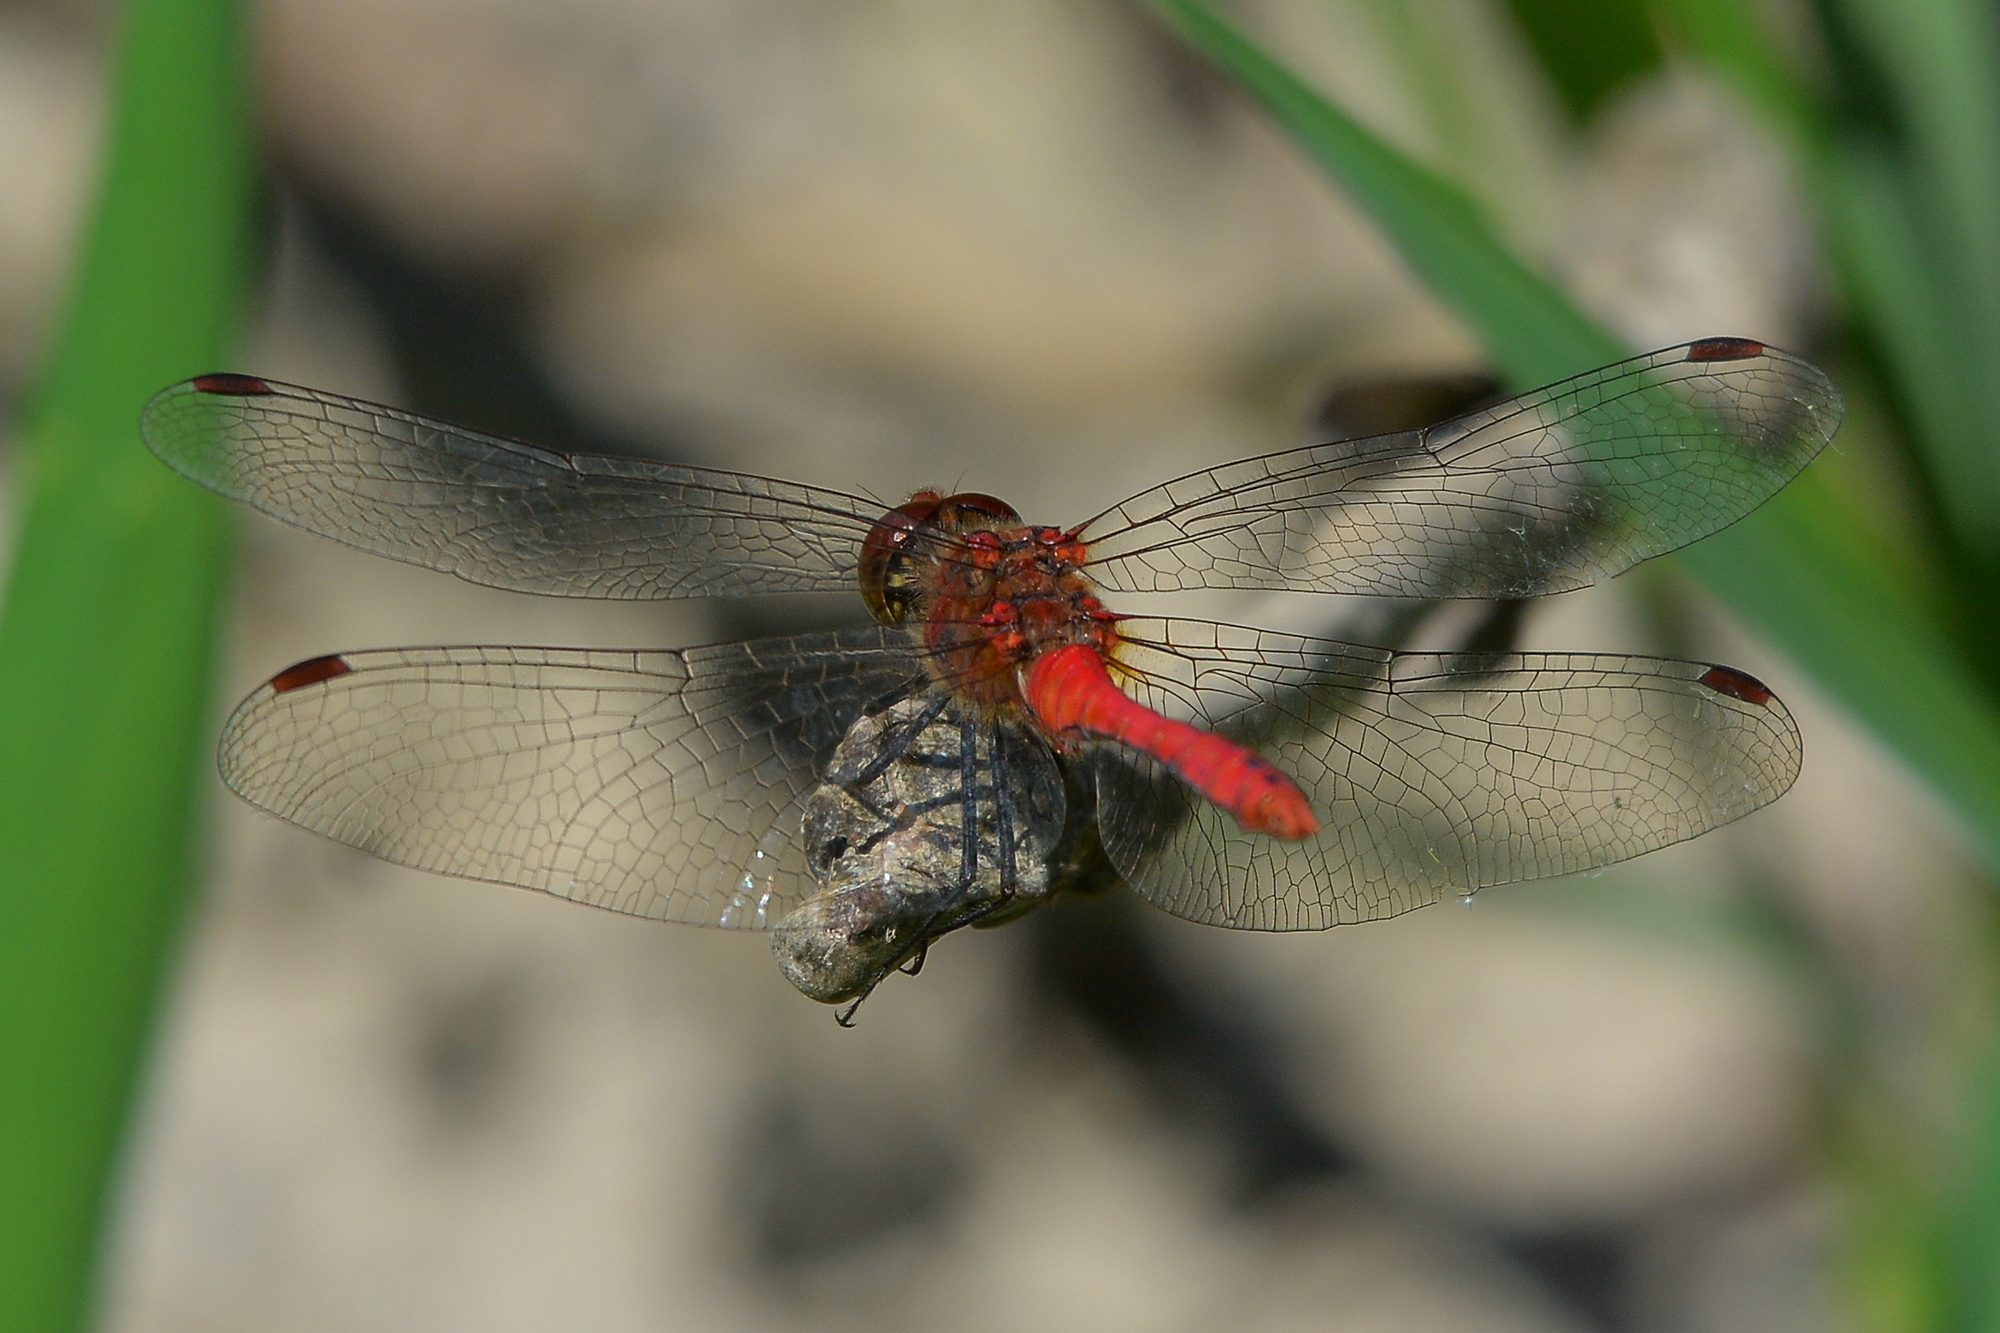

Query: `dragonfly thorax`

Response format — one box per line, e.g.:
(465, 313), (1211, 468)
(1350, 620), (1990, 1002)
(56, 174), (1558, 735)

(858, 491), (1116, 716)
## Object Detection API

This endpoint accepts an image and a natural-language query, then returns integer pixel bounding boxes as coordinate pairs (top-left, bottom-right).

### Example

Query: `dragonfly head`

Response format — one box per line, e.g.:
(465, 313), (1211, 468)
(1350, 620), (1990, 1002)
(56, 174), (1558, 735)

(859, 490), (1022, 623)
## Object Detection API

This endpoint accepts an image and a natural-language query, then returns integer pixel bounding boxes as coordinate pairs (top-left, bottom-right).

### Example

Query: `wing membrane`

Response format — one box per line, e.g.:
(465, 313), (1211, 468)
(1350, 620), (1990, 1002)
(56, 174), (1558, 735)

(1093, 618), (1801, 930)
(1080, 340), (1841, 598)
(142, 377), (882, 598)
(219, 629), (927, 927)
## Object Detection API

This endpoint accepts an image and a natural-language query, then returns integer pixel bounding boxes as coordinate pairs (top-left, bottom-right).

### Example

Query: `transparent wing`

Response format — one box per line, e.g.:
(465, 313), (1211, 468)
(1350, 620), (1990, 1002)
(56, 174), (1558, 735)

(142, 375), (883, 598)
(1093, 618), (1801, 930)
(1079, 339), (1841, 599)
(219, 628), (929, 927)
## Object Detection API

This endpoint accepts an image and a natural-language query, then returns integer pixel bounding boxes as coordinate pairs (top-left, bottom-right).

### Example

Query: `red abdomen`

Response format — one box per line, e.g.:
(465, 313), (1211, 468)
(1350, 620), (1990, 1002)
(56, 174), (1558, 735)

(1023, 644), (1317, 840)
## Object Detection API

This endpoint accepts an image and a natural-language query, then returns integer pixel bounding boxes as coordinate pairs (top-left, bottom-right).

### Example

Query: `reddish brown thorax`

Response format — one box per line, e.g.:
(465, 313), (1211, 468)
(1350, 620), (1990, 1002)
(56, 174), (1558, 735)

(854, 491), (1317, 841)
(857, 490), (1117, 715)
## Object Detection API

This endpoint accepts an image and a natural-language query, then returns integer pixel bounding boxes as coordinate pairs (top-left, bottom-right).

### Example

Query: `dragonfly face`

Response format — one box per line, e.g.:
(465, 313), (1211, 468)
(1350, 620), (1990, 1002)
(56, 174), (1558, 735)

(144, 338), (1841, 1014)
(857, 489), (1022, 625)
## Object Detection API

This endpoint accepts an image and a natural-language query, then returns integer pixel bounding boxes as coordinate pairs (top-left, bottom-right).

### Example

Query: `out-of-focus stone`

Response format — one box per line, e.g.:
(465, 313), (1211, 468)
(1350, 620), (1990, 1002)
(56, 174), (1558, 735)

(1162, 899), (1808, 1230)
(1209, 1187), (1588, 1333)
(0, 14), (101, 399)
(1630, 1190), (1840, 1333)
(105, 845), (773, 1333)
(1561, 71), (1825, 350)
(878, 1050), (1247, 1333)
(264, 0), (639, 266)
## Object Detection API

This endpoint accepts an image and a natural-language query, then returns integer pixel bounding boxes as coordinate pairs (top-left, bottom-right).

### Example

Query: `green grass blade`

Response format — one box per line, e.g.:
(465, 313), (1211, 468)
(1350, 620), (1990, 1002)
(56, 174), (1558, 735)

(1138, 0), (2000, 864)
(1655, 10), (2000, 1327)
(1825, 0), (2000, 559)
(1674, 475), (1995, 847)
(1950, 1048), (2000, 1332)
(1820, 143), (1990, 526)
(0, 1), (255, 1329)
(1830, 0), (2000, 353)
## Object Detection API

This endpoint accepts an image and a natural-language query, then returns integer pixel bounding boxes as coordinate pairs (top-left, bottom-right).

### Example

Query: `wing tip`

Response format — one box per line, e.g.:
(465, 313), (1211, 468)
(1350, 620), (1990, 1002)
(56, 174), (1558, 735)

(141, 374), (279, 475)
(1677, 336), (1846, 452)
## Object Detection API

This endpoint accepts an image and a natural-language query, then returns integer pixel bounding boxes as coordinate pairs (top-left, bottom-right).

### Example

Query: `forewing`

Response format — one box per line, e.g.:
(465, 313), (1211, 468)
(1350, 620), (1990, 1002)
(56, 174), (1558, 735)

(220, 628), (928, 927)
(1080, 340), (1840, 599)
(1093, 619), (1800, 930)
(142, 376), (879, 598)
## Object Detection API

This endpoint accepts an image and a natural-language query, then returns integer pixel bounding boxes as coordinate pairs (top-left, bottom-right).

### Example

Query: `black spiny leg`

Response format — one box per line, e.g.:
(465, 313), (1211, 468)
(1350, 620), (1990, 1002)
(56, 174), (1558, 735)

(990, 721), (1018, 903)
(843, 690), (952, 790)
(955, 709), (980, 895)
(947, 721), (1022, 934)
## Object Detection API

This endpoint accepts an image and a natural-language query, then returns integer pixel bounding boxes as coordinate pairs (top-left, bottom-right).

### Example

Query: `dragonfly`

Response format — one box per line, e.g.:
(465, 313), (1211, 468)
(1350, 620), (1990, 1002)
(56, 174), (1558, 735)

(143, 336), (1840, 1016)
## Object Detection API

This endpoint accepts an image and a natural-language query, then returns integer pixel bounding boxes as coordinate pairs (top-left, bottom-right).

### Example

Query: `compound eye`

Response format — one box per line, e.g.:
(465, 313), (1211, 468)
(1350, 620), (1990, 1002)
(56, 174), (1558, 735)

(858, 492), (944, 624)
(934, 492), (1022, 531)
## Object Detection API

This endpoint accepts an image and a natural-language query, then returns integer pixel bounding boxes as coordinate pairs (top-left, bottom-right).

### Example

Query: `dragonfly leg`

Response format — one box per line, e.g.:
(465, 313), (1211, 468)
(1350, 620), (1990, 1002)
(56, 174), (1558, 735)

(831, 929), (937, 1027)
(924, 723), (1024, 938)
(943, 716), (1011, 924)
(990, 722), (1018, 903)
(842, 690), (953, 789)
(955, 709), (980, 892)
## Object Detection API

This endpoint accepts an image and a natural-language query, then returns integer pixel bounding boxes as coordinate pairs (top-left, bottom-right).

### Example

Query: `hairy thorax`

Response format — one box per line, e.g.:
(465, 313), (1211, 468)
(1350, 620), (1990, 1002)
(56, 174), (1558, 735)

(859, 490), (1121, 716)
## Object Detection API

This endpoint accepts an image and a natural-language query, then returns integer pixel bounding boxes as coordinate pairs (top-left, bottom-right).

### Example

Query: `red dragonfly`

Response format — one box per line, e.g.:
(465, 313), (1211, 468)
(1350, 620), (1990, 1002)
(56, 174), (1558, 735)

(144, 337), (1839, 1013)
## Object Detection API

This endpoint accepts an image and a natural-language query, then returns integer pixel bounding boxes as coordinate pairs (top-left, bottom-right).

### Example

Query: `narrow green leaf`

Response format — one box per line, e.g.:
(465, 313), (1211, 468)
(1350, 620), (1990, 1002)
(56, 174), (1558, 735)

(1659, 10), (2000, 1326)
(1825, 0), (2000, 559)
(0, 1), (255, 1330)
(1830, 0), (2000, 323)
(1138, 0), (2000, 864)
(1950, 1047), (2000, 1332)
(1820, 145), (1991, 534)
(1676, 474), (1997, 843)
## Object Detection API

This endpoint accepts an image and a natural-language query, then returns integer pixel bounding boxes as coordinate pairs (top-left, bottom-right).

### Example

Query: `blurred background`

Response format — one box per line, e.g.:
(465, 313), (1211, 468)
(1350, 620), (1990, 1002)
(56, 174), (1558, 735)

(0, 0), (1990, 1329)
